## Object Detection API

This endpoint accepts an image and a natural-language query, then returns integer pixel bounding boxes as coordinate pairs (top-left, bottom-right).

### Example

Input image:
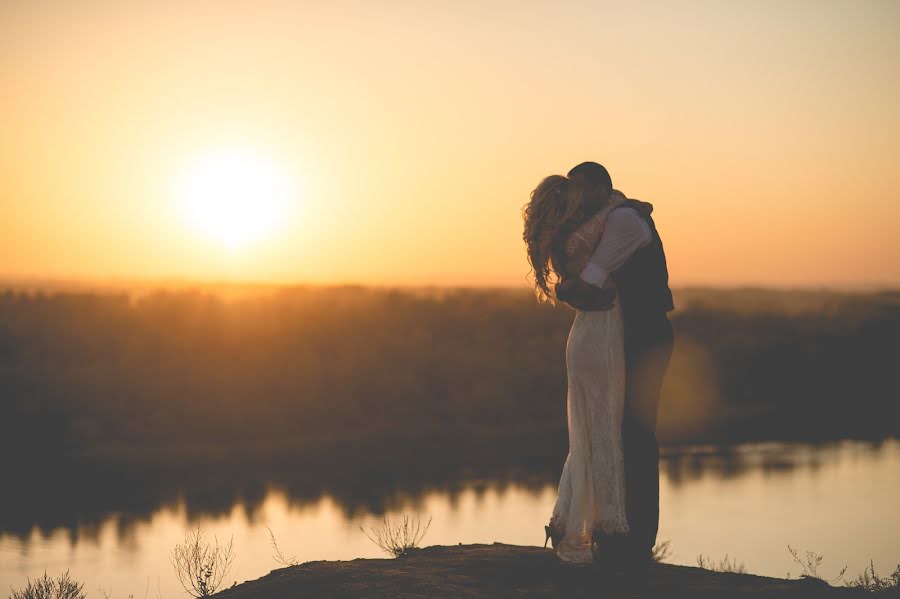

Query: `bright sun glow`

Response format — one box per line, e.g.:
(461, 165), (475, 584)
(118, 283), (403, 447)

(175, 146), (294, 250)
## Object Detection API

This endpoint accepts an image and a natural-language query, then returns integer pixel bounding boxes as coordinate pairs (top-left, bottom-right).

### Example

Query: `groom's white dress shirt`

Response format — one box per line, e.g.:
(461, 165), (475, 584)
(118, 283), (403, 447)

(578, 206), (653, 288)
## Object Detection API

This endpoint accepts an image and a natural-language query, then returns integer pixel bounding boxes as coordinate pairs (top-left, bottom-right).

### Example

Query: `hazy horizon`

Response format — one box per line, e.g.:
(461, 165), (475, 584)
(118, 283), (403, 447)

(2, 273), (899, 293)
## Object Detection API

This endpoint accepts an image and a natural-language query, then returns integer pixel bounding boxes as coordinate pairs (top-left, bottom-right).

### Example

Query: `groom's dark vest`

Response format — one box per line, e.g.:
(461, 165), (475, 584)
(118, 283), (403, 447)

(612, 201), (675, 327)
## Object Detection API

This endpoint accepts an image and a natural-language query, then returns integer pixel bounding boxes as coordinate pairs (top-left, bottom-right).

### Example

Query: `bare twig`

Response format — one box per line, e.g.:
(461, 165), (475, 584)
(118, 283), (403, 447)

(266, 526), (299, 567)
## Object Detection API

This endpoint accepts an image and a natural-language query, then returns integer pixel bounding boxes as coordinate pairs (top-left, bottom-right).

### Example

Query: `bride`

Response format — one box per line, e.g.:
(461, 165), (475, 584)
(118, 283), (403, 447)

(522, 174), (632, 564)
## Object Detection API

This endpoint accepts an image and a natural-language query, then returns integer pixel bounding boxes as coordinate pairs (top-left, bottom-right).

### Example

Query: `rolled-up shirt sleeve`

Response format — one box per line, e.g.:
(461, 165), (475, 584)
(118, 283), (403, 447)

(578, 207), (653, 287)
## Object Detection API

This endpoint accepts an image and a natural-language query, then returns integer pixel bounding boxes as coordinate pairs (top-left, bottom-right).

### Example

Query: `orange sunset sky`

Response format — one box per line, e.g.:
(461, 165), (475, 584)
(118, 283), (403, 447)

(1, 0), (898, 288)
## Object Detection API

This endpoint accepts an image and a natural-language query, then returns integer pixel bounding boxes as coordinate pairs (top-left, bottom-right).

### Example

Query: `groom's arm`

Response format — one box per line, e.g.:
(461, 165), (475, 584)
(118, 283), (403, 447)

(556, 207), (652, 311)
(579, 207), (652, 288)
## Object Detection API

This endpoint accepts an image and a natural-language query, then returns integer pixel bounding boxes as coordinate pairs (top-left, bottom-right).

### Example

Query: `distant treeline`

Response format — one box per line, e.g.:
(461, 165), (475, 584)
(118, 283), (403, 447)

(1, 286), (898, 478)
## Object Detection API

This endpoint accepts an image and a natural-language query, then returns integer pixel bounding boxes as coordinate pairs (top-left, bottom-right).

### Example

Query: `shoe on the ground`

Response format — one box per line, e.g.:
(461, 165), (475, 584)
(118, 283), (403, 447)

(593, 532), (656, 571)
(590, 531), (630, 569)
(544, 523), (564, 549)
(620, 545), (655, 571)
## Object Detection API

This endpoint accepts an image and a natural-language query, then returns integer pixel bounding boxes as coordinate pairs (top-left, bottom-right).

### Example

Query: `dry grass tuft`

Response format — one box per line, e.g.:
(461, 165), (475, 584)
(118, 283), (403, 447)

(697, 553), (747, 574)
(361, 514), (432, 558)
(787, 546), (846, 584)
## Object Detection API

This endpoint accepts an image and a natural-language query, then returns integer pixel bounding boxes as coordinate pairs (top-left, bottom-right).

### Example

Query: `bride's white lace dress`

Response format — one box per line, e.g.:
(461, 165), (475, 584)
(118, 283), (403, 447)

(548, 194), (630, 563)
(550, 303), (629, 562)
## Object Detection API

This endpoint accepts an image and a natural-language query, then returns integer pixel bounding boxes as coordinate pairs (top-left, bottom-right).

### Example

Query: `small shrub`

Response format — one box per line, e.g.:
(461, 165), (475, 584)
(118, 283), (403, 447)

(170, 527), (236, 597)
(361, 514), (432, 558)
(9, 571), (85, 599)
(848, 561), (900, 593)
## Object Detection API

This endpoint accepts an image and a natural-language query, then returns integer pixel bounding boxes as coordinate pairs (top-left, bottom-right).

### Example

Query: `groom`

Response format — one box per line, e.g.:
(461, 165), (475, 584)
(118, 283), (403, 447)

(556, 162), (675, 565)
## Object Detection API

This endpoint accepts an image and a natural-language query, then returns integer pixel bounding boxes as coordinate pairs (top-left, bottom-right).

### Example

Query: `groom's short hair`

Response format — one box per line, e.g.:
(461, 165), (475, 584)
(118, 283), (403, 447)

(568, 162), (612, 190)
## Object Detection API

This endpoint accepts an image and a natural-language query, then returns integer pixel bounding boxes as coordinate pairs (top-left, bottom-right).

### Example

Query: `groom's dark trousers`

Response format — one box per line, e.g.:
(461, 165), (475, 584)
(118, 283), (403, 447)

(622, 312), (673, 554)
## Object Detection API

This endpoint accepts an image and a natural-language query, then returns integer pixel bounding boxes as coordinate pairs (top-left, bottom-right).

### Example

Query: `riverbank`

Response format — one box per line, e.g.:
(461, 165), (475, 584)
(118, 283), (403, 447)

(214, 543), (862, 598)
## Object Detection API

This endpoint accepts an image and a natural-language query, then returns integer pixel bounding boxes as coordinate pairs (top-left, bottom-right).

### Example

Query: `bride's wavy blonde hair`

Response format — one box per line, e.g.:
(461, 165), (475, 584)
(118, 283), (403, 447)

(522, 175), (585, 303)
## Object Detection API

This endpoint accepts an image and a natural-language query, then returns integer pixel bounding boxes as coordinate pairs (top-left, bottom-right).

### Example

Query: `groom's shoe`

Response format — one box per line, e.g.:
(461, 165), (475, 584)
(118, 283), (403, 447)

(620, 539), (655, 571)
(591, 531), (630, 570)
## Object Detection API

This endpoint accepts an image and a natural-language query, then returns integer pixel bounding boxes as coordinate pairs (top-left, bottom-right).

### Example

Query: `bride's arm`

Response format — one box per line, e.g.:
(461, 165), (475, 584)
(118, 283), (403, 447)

(562, 202), (619, 273)
(555, 277), (617, 311)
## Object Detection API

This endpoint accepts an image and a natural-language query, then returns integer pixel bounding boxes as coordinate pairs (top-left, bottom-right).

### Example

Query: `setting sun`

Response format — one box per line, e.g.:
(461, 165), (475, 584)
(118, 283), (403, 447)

(174, 146), (295, 251)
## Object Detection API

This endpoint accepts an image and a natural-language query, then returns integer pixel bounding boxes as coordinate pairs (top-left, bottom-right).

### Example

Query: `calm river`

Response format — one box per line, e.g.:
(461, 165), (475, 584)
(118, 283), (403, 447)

(2, 440), (899, 596)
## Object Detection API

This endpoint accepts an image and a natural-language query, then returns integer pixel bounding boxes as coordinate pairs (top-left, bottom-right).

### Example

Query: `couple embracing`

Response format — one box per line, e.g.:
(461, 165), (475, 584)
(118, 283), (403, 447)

(522, 162), (675, 566)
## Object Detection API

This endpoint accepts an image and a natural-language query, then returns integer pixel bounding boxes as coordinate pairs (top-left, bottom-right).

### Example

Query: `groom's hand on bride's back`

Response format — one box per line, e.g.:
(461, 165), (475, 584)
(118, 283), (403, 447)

(625, 198), (654, 218)
(555, 277), (617, 311)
